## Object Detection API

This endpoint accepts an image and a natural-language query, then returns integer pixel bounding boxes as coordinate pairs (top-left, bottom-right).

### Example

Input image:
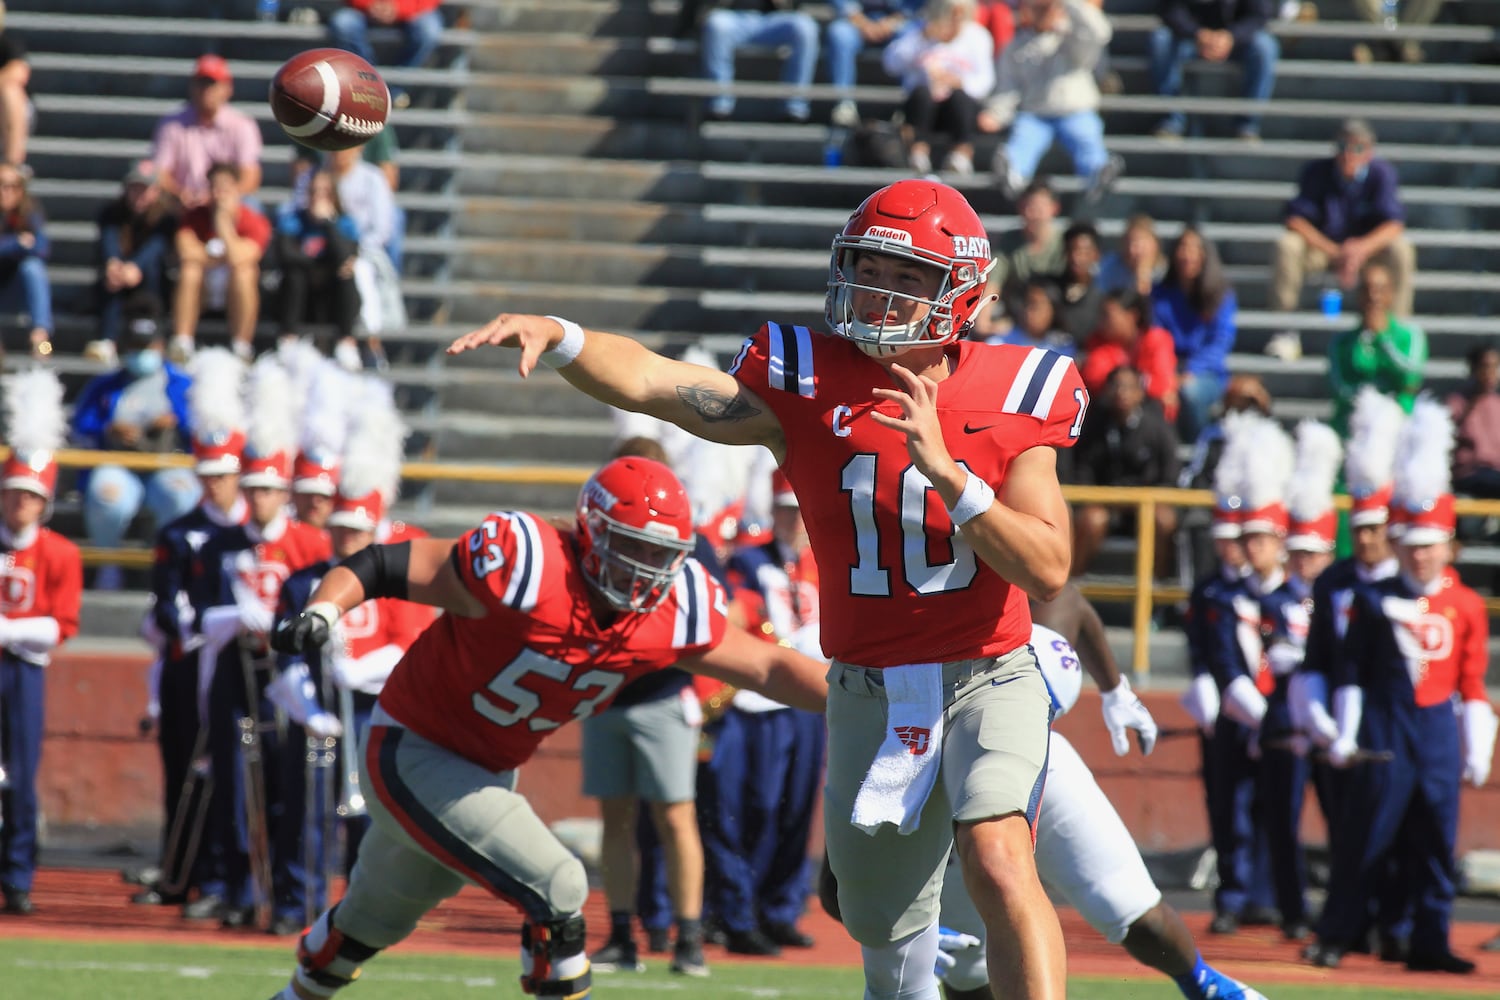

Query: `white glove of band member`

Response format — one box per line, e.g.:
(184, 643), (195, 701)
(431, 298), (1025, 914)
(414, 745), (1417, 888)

(1327, 685), (1363, 769)
(1460, 699), (1498, 789)
(1265, 641), (1302, 677)
(1100, 676), (1159, 756)
(265, 662), (345, 739)
(1180, 673), (1221, 733)
(1221, 675), (1268, 729)
(1288, 671), (1338, 747)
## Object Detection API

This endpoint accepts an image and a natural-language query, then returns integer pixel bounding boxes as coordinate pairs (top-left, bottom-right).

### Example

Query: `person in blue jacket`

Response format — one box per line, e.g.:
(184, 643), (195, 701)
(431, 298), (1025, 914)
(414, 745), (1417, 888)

(1152, 227), (1237, 443)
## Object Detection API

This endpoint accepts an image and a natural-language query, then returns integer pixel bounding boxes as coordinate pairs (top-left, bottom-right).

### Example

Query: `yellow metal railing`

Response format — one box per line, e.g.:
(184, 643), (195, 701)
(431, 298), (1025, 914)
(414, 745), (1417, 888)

(49, 449), (1500, 675)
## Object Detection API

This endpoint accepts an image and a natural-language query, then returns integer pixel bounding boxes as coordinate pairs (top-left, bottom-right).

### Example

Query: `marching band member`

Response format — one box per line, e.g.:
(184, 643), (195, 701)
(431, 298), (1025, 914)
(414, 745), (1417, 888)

(1310, 397), (1491, 974)
(196, 357), (329, 931)
(0, 370), (82, 916)
(139, 348), (248, 912)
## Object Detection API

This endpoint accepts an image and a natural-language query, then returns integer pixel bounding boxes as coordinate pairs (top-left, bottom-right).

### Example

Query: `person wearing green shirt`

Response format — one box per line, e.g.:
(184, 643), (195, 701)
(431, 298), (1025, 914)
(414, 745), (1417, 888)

(1327, 261), (1426, 437)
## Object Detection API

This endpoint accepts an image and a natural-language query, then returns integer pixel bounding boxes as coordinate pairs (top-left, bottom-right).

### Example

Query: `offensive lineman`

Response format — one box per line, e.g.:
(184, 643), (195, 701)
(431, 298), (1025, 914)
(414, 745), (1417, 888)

(450, 177), (1081, 1000)
(265, 456), (829, 1000)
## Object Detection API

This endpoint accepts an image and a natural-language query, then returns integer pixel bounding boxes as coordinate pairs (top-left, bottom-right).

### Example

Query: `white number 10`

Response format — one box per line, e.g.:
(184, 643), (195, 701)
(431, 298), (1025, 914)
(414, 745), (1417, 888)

(840, 454), (978, 598)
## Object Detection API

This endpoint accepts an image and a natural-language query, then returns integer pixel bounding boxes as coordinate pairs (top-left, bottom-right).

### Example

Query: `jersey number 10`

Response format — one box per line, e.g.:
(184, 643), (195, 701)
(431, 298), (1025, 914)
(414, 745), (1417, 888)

(842, 454), (978, 598)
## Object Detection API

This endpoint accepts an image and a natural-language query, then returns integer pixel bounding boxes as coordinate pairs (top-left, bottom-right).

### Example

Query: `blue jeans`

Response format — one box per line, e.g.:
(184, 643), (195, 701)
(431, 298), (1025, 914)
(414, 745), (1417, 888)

(1177, 371), (1227, 444)
(825, 17), (865, 91)
(702, 10), (819, 119)
(328, 6), (445, 70)
(84, 465), (201, 548)
(1149, 27), (1279, 133)
(0, 257), (52, 335)
(1005, 110), (1109, 182)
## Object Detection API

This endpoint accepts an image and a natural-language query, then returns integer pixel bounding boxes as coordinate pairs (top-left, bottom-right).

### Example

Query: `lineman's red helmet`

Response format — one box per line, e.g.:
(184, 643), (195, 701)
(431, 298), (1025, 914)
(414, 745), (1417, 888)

(576, 457), (696, 612)
(826, 179), (995, 356)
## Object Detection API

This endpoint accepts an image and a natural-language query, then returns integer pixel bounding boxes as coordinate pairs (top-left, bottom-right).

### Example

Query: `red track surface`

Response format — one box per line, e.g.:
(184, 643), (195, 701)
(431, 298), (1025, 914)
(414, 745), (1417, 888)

(5, 868), (1500, 993)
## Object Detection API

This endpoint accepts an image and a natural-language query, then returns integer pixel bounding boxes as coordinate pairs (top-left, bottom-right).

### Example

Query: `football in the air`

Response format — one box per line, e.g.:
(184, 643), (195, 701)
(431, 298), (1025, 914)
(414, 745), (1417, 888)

(269, 48), (389, 151)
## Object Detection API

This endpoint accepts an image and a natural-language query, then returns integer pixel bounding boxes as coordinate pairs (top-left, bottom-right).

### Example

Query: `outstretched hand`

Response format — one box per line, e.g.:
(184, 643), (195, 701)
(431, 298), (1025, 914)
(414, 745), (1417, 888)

(446, 314), (566, 377)
(870, 363), (956, 485)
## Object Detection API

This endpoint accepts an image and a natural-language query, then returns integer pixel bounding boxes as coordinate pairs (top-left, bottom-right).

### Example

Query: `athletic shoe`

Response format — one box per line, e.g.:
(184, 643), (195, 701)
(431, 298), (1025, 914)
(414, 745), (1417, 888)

(725, 928), (782, 956)
(670, 938), (709, 977)
(646, 926), (671, 953)
(764, 921), (815, 948)
(589, 938), (644, 973)
(1406, 951), (1477, 974)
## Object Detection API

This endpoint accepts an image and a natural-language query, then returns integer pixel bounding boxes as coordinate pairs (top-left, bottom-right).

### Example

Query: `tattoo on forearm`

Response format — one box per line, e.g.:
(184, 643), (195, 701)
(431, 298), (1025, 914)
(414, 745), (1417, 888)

(677, 384), (762, 423)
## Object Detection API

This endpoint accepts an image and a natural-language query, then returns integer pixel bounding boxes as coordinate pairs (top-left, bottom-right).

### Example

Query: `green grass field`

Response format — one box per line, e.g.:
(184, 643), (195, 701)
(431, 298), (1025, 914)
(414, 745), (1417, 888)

(0, 938), (1475, 999)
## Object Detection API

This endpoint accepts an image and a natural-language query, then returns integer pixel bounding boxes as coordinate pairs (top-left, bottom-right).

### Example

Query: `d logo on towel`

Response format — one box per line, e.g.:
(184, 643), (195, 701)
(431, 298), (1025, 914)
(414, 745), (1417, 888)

(895, 726), (932, 755)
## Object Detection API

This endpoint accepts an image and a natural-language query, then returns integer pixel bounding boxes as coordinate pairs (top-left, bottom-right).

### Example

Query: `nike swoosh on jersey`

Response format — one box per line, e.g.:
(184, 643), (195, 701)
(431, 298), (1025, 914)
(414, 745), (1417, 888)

(964, 421), (999, 434)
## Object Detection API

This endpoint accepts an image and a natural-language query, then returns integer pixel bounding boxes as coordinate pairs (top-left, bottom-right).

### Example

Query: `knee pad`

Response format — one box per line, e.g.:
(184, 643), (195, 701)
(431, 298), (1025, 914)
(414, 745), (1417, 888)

(294, 905), (380, 998)
(520, 913), (591, 999)
(862, 922), (942, 1000)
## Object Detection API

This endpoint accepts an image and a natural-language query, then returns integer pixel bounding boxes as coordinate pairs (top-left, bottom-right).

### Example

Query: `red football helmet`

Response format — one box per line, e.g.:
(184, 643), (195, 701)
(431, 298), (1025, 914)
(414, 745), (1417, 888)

(576, 457), (696, 612)
(826, 179), (995, 356)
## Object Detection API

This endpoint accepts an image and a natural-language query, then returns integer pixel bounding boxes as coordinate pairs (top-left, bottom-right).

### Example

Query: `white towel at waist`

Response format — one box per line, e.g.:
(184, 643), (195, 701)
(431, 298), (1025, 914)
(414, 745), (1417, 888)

(851, 662), (944, 835)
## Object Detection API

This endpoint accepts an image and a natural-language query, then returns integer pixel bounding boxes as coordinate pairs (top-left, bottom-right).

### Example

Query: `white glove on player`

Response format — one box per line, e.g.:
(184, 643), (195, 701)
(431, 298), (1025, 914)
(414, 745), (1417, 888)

(934, 926), (982, 981)
(1100, 676), (1158, 756)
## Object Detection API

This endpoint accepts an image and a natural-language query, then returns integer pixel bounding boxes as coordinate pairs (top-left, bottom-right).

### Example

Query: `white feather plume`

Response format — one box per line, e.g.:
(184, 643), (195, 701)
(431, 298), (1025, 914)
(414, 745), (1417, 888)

(243, 355), (299, 459)
(186, 348), (246, 443)
(298, 359), (352, 460)
(1213, 409), (1258, 508)
(2, 368), (66, 454)
(1344, 386), (1405, 497)
(1240, 415), (1294, 512)
(1392, 394), (1454, 510)
(341, 375), (408, 504)
(1287, 420), (1343, 521)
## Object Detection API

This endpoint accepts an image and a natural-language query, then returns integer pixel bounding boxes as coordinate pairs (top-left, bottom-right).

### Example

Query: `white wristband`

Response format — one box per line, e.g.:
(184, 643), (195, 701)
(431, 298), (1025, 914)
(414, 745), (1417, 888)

(541, 316), (586, 368)
(946, 472), (995, 527)
(306, 601), (342, 628)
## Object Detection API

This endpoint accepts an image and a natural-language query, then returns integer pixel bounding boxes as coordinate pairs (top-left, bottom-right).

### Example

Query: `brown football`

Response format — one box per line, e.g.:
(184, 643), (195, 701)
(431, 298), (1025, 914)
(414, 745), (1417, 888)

(269, 48), (389, 151)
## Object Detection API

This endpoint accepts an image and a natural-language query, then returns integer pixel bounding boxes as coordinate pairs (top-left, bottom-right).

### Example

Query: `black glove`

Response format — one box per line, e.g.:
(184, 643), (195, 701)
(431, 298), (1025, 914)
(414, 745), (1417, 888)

(271, 603), (337, 654)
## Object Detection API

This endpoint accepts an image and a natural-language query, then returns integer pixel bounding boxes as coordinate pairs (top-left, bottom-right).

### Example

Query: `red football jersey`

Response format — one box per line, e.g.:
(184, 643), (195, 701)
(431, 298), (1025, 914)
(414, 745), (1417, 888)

(729, 324), (1086, 667)
(0, 527), (83, 649)
(378, 511), (729, 772)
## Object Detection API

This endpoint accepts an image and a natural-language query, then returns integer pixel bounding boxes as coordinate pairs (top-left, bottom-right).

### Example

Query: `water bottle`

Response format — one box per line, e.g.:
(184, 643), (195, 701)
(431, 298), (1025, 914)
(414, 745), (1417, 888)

(824, 126), (848, 169)
(256, 0), (279, 22)
(1320, 280), (1343, 318)
(1382, 0), (1398, 30)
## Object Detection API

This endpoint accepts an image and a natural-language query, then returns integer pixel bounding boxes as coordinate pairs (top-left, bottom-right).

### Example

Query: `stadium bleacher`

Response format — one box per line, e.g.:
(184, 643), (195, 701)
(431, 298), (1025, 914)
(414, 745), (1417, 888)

(13, 0), (1500, 659)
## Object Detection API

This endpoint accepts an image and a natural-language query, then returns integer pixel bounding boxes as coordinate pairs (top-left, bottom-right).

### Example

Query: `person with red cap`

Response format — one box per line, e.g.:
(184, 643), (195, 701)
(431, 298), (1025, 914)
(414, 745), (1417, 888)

(1284, 420), (1343, 590)
(193, 357), (330, 930)
(286, 348), (353, 532)
(0, 369), (81, 916)
(272, 373), (433, 929)
(1292, 386), (1404, 952)
(1183, 410), (1281, 937)
(1310, 397), (1492, 975)
(136, 346), (249, 912)
(150, 54), (262, 211)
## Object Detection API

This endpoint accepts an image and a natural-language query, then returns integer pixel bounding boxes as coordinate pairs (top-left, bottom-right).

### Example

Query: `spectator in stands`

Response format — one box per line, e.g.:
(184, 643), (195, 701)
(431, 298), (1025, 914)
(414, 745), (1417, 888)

(1325, 260), (1426, 440)
(984, 275), (1074, 355)
(327, 0), (445, 109)
(1097, 213), (1166, 296)
(1271, 119), (1415, 320)
(275, 170), (361, 358)
(1152, 225), (1236, 442)
(826, 1), (923, 125)
(0, 3), (30, 168)
(327, 144), (403, 368)
(881, 0), (994, 175)
(172, 162), (271, 361)
(1079, 286), (1180, 423)
(682, 0), (820, 124)
(983, 0), (1122, 202)
(979, 176), (1064, 334)
(0, 160), (50, 358)
(1054, 219), (1105, 339)
(1150, 0), (1279, 141)
(975, 0), (1016, 56)
(1448, 343), (1500, 501)
(1067, 365), (1180, 579)
(69, 294), (199, 590)
(1352, 0), (1444, 64)
(151, 55), (262, 211)
(91, 160), (177, 367)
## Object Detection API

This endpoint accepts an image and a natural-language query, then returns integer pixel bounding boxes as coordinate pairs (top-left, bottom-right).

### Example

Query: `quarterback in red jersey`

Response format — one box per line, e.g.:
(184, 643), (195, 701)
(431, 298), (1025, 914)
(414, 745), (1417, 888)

(448, 179), (1084, 1000)
(264, 457), (828, 1000)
